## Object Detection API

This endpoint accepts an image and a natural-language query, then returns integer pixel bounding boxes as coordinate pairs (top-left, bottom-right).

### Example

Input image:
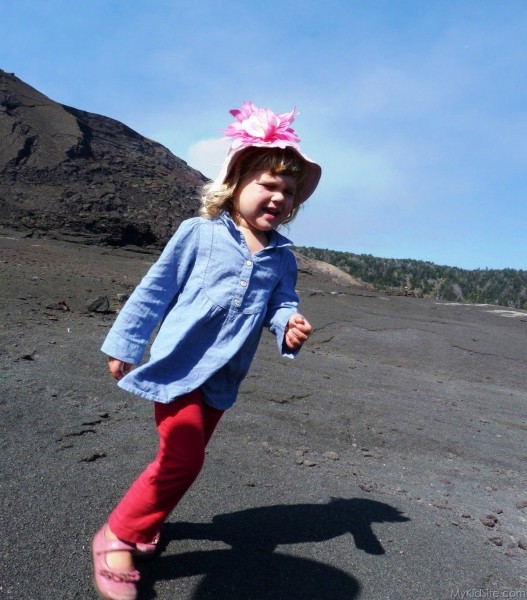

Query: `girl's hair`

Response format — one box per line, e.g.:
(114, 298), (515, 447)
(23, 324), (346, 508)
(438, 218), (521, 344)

(200, 147), (309, 225)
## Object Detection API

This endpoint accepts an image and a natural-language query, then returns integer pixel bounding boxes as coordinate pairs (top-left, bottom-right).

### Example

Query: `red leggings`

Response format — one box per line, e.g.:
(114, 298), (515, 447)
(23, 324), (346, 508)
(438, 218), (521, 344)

(108, 389), (223, 544)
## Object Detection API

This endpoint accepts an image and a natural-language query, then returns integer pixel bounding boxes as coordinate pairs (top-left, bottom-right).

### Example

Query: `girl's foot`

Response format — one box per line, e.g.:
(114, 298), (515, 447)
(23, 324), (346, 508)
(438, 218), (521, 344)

(133, 531), (161, 560)
(92, 525), (139, 600)
(104, 525), (135, 570)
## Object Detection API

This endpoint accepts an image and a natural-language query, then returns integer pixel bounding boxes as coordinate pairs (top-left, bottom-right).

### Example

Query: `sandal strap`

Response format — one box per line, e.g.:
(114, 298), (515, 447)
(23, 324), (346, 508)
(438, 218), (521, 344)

(94, 536), (136, 555)
(98, 568), (140, 583)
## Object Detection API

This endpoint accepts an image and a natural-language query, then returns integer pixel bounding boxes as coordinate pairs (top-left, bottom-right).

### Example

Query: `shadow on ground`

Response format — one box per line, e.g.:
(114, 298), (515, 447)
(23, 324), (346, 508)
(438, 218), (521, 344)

(138, 497), (409, 599)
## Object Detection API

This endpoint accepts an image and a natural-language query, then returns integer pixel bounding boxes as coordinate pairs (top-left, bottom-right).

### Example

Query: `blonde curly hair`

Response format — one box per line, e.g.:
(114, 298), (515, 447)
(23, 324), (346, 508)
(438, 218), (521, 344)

(200, 147), (309, 225)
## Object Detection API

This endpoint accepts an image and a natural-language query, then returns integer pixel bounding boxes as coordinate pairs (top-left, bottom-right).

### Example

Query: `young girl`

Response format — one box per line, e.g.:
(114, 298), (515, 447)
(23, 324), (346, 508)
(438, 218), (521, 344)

(92, 101), (321, 600)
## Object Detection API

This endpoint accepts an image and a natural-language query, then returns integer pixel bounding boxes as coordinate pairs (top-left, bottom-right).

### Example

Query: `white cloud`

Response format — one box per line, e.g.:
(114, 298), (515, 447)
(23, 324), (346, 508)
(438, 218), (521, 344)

(187, 138), (231, 180)
(321, 143), (410, 210)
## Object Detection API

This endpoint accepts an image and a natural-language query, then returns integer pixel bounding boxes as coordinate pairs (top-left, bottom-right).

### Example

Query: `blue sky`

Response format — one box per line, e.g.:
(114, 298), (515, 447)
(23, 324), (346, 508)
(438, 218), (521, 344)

(1, 1), (526, 269)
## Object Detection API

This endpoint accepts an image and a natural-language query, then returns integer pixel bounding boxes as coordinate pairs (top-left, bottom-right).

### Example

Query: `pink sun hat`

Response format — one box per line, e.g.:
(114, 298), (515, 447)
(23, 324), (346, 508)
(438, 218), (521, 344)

(209, 101), (322, 204)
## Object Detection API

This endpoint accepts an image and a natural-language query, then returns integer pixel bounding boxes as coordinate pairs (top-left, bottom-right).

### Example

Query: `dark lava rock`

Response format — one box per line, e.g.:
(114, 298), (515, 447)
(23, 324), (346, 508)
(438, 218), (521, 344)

(86, 295), (110, 313)
(0, 68), (208, 247)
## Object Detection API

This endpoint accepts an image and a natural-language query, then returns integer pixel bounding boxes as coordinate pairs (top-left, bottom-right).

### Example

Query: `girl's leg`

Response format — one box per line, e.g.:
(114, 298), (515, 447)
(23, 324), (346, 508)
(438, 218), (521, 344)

(104, 389), (223, 567)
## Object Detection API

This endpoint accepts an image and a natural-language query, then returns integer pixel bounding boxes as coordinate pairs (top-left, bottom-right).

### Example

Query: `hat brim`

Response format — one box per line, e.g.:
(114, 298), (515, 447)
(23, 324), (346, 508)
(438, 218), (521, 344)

(208, 142), (321, 204)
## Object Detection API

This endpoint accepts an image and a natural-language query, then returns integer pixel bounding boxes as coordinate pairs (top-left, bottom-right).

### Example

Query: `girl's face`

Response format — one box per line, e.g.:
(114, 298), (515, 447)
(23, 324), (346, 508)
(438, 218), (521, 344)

(232, 169), (297, 235)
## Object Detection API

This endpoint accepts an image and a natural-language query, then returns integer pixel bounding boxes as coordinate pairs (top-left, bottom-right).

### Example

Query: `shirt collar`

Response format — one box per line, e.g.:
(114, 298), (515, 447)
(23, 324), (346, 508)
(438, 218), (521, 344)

(218, 212), (293, 249)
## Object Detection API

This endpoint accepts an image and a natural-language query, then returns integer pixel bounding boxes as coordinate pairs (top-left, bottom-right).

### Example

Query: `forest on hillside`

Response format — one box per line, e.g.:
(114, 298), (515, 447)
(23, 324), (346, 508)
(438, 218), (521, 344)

(295, 247), (527, 310)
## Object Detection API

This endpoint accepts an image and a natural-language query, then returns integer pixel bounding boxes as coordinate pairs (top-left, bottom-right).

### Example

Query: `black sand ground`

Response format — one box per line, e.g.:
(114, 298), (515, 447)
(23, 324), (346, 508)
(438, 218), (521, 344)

(1, 233), (526, 600)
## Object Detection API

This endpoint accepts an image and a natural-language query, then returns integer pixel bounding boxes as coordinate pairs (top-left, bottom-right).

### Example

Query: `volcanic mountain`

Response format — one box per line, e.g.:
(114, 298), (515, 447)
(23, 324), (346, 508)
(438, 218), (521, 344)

(0, 68), (208, 246)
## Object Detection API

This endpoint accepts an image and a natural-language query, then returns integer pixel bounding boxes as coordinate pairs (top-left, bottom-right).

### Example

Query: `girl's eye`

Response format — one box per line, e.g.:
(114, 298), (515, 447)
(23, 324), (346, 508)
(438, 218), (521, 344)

(262, 184), (294, 194)
(259, 179), (296, 197)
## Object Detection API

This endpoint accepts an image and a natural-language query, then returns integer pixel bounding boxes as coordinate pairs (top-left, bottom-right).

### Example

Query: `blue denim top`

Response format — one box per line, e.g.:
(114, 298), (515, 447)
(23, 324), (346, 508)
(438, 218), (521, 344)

(101, 212), (300, 409)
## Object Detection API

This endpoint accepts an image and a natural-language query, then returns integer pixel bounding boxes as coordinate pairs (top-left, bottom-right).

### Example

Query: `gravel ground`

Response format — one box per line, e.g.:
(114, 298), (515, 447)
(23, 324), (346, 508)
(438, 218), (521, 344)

(1, 233), (526, 600)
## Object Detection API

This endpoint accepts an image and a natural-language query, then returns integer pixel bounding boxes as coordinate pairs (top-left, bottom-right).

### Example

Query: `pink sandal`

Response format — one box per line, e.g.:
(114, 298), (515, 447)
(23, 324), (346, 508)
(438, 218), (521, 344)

(92, 526), (140, 600)
(133, 532), (161, 560)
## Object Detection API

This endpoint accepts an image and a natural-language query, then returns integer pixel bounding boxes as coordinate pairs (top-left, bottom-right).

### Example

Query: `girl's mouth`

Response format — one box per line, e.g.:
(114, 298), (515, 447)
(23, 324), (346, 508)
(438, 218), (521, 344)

(262, 207), (280, 216)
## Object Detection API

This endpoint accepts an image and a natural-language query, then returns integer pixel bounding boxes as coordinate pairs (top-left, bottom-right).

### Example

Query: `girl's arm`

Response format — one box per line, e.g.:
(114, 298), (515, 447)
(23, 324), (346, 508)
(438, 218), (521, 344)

(264, 250), (306, 357)
(101, 219), (200, 365)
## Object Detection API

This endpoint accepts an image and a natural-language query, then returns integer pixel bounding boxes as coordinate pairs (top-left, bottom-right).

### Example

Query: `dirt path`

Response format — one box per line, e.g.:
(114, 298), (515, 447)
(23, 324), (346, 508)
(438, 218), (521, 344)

(1, 233), (526, 599)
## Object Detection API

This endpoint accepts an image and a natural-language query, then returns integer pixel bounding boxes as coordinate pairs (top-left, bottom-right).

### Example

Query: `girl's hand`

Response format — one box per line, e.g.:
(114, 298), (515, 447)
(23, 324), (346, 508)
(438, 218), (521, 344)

(284, 314), (312, 350)
(108, 357), (132, 381)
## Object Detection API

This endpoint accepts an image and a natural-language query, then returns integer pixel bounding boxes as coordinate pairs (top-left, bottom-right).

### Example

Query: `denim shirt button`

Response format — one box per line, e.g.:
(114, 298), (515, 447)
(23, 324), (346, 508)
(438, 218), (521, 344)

(240, 280), (247, 287)
(246, 260), (253, 267)
(233, 299), (241, 307)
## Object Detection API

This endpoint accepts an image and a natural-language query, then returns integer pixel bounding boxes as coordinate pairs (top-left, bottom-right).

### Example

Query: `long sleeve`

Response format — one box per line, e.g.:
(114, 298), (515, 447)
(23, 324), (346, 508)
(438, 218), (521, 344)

(264, 249), (300, 358)
(101, 218), (200, 364)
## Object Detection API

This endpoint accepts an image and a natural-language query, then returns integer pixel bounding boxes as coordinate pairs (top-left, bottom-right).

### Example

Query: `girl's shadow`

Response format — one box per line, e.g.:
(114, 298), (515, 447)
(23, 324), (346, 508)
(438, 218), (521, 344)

(138, 497), (409, 599)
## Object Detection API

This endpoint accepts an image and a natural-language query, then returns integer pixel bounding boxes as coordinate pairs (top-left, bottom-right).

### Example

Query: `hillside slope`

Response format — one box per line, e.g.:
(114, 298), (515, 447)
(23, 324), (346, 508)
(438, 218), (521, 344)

(296, 246), (527, 309)
(0, 69), (207, 246)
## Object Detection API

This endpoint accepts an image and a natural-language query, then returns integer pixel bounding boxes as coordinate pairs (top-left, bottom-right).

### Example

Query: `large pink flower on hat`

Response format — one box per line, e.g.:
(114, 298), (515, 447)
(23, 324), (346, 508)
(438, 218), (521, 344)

(224, 101), (301, 149)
